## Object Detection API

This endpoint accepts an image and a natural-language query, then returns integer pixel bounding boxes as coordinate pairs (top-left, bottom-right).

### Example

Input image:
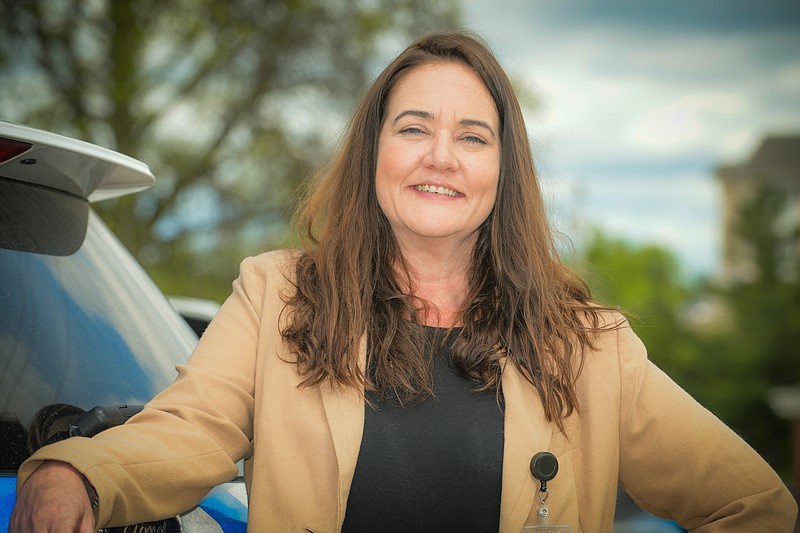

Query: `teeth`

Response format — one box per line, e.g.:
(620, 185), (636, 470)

(414, 184), (459, 197)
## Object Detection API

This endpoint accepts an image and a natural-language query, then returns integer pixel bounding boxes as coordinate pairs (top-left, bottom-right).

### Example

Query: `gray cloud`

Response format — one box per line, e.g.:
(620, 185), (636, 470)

(464, 0), (800, 276)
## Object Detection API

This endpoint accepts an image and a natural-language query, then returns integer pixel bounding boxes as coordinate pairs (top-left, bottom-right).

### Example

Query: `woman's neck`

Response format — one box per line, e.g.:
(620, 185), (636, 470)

(396, 237), (474, 327)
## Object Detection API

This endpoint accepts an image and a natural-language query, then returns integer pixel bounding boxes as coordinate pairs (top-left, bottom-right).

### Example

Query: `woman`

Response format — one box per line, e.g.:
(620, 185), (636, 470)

(11, 31), (796, 532)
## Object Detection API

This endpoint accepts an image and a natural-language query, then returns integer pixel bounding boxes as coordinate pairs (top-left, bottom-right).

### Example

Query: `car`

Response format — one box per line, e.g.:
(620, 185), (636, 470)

(169, 296), (221, 338)
(0, 121), (246, 531)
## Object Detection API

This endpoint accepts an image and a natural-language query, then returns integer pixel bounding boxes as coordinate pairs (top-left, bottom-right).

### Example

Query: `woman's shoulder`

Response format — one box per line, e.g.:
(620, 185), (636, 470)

(572, 301), (628, 332)
(571, 302), (647, 365)
(229, 249), (307, 301)
(240, 248), (304, 275)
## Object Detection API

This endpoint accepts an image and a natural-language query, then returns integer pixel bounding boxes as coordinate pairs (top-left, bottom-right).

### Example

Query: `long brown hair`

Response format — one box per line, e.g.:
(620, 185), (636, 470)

(282, 31), (608, 429)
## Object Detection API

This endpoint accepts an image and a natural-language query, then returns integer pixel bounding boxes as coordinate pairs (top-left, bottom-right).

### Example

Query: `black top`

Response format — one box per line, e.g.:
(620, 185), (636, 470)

(342, 328), (505, 532)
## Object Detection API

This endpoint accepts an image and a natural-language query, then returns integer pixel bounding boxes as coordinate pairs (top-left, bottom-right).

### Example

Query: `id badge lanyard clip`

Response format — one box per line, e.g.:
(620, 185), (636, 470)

(523, 452), (572, 532)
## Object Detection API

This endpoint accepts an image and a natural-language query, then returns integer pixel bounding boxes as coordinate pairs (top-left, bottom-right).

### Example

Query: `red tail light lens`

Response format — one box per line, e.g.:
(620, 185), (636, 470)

(0, 137), (33, 163)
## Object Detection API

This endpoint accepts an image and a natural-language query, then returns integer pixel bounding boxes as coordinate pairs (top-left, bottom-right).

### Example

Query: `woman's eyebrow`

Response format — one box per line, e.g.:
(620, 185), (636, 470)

(460, 118), (496, 139)
(391, 109), (433, 124)
(391, 110), (496, 139)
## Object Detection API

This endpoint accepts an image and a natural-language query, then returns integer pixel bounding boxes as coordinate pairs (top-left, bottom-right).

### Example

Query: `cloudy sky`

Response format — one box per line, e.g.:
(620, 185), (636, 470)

(460, 0), (800, 278)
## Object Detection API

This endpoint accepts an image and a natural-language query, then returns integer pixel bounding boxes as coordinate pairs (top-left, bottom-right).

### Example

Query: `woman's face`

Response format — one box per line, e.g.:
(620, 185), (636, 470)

(375, 61), (500, 254)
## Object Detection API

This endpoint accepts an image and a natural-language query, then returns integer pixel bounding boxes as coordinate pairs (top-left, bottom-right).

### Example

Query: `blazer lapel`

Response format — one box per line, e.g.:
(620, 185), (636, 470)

(320, 335), (367, 528)
(499, 360), (554, 533)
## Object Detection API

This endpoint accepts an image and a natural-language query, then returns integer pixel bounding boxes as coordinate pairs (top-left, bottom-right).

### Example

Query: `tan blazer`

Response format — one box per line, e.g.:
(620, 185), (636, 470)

(19, 250), (797, 532)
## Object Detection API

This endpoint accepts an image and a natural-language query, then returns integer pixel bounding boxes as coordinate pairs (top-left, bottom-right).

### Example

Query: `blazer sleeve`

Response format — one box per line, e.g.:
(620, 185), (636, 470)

(615, 322), (797, 531)
(16, 252), (285, 527)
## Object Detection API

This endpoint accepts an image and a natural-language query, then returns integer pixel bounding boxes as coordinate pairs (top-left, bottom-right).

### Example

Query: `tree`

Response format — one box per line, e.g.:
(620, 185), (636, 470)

(710, 189), (800, 472)
(0, 0), (460, 299)
(577, 229), (702, 379)
(578, 195), (800, 478)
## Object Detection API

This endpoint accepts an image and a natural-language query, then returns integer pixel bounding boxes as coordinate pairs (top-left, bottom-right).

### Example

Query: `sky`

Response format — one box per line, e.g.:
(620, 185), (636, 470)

(460, 0), (800, 278)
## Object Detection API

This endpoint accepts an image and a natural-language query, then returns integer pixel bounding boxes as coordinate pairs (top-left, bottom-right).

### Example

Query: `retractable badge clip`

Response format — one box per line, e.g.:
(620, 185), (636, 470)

(521, 452), (572, 532)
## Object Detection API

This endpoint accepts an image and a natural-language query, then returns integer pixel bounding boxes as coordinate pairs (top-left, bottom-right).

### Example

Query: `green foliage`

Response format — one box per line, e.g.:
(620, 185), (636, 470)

(579, 229), (700, 376)
(0, 0), (461, 297)
(711, 189), (800, 472)
(579, 198), (800, 479)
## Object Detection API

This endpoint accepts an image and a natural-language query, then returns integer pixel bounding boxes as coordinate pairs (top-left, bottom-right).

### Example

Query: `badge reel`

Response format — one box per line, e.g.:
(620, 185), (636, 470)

(521, 452), (572, 532)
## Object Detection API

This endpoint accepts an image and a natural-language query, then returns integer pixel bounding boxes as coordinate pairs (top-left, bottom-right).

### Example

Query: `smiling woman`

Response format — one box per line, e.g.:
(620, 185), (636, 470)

(10, 31), (797, 533)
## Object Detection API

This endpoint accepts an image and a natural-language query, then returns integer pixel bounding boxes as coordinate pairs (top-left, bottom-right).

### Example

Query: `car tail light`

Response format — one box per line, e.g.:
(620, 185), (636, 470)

(0, 137), (33, 163)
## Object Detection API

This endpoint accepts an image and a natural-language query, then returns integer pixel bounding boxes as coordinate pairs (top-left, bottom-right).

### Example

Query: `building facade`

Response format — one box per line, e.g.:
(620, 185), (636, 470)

(715, 136), (800, 284)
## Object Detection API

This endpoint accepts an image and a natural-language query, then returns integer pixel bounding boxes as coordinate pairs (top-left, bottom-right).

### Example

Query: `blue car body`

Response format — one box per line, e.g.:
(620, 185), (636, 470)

(0, 122), (247, 531)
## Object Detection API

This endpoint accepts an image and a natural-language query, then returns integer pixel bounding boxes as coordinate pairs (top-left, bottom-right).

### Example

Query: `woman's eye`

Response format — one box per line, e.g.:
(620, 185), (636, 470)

(400, 126), (424, 135)
(463, 135), (487, 145)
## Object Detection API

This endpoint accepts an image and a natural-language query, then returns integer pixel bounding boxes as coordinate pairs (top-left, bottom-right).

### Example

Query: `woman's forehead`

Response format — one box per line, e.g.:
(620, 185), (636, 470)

(384, 62), (499, 129)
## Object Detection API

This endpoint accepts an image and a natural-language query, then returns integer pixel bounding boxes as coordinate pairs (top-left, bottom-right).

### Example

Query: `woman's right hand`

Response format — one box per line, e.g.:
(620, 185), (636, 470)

(9, 460), (97, 533)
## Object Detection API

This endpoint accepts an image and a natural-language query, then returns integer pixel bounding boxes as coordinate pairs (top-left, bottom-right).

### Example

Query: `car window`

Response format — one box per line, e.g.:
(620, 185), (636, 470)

(0, 178), (196, 472)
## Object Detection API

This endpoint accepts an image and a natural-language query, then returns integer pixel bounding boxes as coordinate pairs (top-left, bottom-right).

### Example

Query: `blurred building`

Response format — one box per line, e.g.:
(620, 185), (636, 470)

(715, 135), (800, 285)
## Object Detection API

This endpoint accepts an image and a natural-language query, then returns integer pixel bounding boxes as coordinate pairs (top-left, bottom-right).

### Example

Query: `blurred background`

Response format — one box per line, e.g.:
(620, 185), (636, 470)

(1, 0), (798, 508)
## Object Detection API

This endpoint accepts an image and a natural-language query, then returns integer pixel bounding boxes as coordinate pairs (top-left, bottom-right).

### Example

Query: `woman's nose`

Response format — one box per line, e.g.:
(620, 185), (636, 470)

(424, 131), (459, 172)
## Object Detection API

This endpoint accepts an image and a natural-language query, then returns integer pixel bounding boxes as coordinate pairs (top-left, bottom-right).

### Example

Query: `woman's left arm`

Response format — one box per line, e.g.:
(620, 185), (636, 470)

(615, 323), (797, 532)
